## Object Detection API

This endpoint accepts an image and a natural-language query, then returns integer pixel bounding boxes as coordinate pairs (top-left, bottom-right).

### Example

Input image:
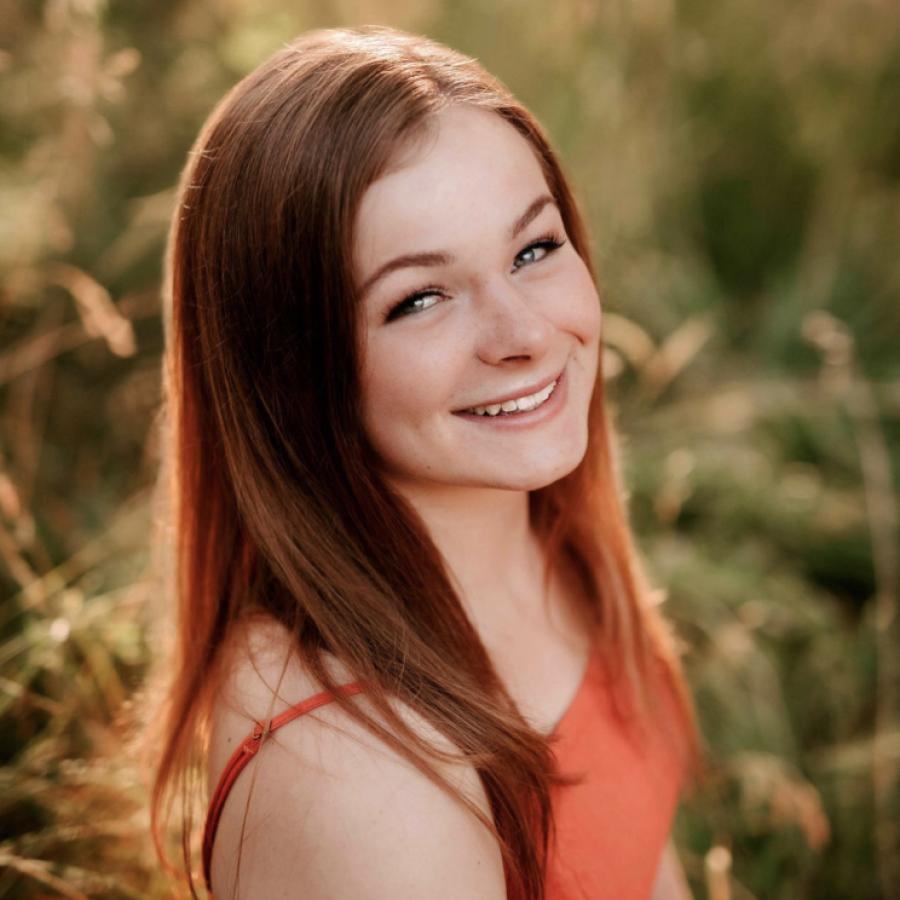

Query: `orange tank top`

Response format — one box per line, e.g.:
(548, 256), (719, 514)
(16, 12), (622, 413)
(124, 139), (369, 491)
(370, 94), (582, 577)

(202, 641), (686, 898)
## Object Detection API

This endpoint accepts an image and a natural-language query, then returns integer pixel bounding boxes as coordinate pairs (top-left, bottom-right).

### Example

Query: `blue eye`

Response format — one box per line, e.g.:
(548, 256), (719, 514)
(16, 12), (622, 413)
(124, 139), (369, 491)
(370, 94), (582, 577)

(513, 234), (566, 270)
(384, 286), (446, 322)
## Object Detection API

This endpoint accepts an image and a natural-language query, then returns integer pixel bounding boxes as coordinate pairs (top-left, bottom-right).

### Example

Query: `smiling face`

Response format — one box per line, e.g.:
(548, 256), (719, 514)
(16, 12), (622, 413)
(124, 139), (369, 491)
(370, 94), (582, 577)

(354, 104), (601, 499)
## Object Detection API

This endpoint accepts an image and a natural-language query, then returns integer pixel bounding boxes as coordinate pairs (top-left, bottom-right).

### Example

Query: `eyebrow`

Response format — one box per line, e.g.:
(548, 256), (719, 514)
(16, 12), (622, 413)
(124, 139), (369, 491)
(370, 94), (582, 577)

(358, 193), (558, 299)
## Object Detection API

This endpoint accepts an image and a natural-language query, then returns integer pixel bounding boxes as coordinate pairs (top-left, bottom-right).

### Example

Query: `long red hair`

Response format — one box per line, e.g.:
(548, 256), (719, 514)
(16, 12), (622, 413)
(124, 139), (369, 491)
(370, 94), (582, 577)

(148, 24), (703, 900)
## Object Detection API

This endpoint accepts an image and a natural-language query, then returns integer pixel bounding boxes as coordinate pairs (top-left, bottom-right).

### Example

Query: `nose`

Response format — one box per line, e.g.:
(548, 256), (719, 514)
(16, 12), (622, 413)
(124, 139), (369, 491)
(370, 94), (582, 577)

(472, 274), (555, 364)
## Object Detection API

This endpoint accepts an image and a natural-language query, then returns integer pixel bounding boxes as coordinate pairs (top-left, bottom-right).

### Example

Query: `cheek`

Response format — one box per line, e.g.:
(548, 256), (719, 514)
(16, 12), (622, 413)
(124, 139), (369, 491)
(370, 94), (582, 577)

(558, 260), (602, 345)
(579, 286), (602, 342)
(359, 340), (445, 434)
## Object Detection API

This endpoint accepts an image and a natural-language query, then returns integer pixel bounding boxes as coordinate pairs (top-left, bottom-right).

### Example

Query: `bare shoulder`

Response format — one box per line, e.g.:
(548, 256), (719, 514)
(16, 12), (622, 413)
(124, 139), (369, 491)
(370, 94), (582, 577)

(208, 614), (505, 900)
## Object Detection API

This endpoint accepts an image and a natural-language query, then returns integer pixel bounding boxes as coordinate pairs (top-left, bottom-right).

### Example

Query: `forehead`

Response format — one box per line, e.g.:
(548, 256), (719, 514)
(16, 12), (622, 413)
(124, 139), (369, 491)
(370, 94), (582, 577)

(354, 105), (550, 276)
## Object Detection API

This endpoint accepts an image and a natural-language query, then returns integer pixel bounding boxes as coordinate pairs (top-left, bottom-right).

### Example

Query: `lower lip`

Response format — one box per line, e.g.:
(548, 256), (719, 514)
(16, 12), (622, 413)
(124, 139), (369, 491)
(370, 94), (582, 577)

(452, 368), (568, 429)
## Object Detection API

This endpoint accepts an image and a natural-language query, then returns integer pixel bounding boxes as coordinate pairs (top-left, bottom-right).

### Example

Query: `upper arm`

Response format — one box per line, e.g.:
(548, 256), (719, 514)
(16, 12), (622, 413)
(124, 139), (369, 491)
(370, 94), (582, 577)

(208, 618), (507, 899)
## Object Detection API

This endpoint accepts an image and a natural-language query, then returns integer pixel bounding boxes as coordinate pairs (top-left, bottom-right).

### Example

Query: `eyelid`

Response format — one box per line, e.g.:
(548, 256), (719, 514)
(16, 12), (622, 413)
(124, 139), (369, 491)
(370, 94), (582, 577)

(512, 231), (566, 268)
(384, 230), (567, 323)
(383, 284), (446, 323)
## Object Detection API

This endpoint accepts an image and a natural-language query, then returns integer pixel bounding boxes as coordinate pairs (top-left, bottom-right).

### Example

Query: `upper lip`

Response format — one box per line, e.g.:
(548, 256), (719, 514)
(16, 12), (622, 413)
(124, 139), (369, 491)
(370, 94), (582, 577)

(453, 366), (565, 412)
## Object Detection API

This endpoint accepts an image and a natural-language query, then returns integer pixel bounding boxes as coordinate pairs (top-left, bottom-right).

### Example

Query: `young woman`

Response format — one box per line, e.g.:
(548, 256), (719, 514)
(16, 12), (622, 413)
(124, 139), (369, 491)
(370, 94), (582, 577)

(149, 24), (703, 900)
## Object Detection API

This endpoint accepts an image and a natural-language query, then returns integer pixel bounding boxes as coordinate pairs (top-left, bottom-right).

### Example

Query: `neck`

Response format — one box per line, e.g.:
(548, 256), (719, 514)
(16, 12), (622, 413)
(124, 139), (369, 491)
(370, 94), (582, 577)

(389, 481), (550, 634)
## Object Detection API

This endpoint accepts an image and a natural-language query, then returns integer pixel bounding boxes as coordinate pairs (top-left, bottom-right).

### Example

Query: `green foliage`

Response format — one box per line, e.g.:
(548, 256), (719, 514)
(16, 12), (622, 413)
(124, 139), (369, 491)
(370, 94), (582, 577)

(1, 0), (898, 897)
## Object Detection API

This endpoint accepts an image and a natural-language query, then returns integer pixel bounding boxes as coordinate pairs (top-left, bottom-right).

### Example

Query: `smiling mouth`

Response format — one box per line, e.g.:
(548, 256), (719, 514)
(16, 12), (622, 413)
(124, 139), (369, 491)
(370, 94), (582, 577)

(452, 368), (565, 416)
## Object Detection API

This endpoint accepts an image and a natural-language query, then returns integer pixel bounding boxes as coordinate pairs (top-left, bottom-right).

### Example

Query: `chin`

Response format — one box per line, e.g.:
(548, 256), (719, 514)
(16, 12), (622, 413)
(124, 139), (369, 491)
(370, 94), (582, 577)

(475, 447), (588, 492)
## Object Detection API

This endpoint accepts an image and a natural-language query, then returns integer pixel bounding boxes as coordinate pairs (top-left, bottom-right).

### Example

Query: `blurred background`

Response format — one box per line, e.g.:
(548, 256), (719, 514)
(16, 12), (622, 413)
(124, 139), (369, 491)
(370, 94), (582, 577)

(1, 0), (898, 897)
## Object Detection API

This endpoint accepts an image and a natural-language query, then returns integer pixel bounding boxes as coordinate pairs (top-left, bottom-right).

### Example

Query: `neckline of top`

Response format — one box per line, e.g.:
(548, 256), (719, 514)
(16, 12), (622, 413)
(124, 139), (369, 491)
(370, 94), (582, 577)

(545, 633), (598, 739)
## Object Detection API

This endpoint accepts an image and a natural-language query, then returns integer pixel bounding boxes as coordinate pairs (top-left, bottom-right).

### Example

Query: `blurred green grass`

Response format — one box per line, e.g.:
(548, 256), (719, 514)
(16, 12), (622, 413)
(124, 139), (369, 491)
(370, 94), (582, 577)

(1, 1), (898, 897)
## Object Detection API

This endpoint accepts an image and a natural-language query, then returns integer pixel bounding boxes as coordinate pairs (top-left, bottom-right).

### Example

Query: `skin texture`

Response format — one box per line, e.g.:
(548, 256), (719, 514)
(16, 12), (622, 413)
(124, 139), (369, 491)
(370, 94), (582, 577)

(356, 104), (600, 500)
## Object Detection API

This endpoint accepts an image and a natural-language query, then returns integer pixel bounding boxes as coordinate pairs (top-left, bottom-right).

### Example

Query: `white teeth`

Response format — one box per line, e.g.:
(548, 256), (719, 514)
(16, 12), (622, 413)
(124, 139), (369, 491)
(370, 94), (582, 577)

(465, 378), (557, 416)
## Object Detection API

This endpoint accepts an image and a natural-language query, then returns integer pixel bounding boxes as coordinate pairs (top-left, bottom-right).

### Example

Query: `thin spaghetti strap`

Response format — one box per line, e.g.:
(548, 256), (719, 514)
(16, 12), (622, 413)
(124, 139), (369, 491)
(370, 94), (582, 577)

(202, 680), (366, 892)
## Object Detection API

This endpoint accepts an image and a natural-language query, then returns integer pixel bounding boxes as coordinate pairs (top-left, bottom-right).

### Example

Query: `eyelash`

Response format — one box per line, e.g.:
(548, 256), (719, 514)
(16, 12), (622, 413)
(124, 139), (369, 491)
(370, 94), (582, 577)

(384, 231), (568, 323)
